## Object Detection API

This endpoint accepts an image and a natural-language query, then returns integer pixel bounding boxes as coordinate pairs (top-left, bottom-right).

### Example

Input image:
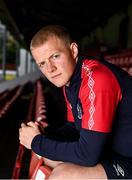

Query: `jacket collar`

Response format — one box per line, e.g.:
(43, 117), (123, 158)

(66, 55), (83, 89)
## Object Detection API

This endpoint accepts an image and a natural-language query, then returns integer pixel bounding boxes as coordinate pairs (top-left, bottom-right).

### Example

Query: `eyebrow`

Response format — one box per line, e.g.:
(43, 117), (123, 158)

(38, 52), (59, 64)
(38, 61), (45, 66)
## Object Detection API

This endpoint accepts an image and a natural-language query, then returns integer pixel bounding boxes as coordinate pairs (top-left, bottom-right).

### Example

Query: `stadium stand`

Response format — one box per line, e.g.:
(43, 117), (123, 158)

(105, 48), (132, 75)
(12, 80), (37, 179)
(12, 79), (51, 179)
(0, 81), (34, 178)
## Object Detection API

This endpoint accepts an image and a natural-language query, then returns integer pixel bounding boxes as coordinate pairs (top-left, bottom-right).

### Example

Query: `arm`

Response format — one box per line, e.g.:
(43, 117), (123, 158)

(21, 63), (122, 166)
(31, 129), (108, 166)
(31, 63), (122, 166)
(44, 122), (80, 141)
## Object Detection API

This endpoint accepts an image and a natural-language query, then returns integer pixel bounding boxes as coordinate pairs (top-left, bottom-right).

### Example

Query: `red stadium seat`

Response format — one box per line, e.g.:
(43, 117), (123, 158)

(32, 165), (51, 180)
(29, 152), (44, 178)
(29, 152), (52, 179)
(128, 67), (132, 76)
(12, 144), (25, 179)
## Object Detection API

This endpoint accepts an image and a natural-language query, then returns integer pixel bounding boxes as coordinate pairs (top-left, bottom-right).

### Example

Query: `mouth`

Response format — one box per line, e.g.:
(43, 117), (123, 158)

(51, 73), (62, 79)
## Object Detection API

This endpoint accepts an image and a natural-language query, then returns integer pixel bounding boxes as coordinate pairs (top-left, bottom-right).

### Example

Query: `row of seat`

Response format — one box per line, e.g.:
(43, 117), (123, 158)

(0, 81), (37, 178)
(29, 79), (51, 179)
(0, 83), (33, 121)
(35, 80), (47, 124)
(12, 79), (52, 179)
(105, 49), (132, 76)
(12, 82), (36, 179)
(0, 86), (24, 119)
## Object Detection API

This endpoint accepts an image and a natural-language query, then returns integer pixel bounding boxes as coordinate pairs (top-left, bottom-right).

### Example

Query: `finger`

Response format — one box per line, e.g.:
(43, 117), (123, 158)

(38, 121), (48, 128)
(27, 121), (38, 128)
(19, 128), (22, 134)
(21, 123), (26, 128)
(35, 121), (39, 126)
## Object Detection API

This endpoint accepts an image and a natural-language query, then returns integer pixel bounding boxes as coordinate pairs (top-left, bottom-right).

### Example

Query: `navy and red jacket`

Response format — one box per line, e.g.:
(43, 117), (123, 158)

(31, 55), (132, 166)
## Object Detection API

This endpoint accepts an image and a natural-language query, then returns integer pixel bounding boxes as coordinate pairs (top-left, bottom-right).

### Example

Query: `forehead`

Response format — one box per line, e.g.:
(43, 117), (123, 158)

(35, 36), (67, 52)
(45, 36), (66, 47)
(31, 37), (70, 61)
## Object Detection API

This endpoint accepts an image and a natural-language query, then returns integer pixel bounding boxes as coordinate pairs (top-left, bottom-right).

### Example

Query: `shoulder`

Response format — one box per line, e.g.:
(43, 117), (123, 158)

(81, 59), (121, 91)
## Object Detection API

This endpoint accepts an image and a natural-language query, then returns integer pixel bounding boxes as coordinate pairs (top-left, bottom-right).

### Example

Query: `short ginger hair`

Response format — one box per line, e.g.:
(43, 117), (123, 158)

(30, 25), (73, 50)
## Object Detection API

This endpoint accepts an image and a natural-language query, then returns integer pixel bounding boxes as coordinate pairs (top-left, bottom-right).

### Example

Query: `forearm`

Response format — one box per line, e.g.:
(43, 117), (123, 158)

(31, 129), (109, 166)
(44, 122), (80, 141)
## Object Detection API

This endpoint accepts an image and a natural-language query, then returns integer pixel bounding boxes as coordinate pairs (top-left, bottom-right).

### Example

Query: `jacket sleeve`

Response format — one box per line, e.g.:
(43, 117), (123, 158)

(44, 122), (80, 142)
(31, 129), (108, 166)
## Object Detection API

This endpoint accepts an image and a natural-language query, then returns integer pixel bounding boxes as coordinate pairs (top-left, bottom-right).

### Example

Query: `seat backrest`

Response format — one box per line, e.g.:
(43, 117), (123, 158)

(12, 144), (25, 179)
(29, 152), (44, 178)
(34, 166), (52, 180)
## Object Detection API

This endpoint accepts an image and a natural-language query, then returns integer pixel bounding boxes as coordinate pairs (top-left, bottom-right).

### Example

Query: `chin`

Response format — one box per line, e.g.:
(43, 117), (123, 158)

(53, 81), (68, 87)
(54, 83), (65, 87)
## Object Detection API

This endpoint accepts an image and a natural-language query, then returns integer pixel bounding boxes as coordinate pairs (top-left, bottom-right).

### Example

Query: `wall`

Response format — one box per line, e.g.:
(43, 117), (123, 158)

(0, 70), (43, 92)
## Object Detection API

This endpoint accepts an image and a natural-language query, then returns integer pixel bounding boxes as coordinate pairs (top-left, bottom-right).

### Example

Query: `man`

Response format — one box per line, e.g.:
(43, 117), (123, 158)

(19, 25), (132, 179)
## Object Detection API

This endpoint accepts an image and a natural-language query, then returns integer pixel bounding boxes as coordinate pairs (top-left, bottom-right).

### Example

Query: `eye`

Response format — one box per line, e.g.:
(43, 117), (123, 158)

(38, 61), (45, 68)
(52, 54), (60, 60)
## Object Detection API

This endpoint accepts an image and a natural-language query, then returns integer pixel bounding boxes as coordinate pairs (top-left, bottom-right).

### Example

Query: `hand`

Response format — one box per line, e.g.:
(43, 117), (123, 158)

(35, 120), (48, 133)
(19, 121), (41, 149)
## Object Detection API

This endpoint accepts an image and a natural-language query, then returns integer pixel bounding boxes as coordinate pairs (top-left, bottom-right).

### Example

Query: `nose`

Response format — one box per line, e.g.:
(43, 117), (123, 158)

(46, 61), (56, 73)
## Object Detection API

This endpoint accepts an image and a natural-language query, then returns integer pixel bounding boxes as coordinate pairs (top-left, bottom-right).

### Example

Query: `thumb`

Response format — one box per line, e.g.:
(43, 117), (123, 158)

(27, 121), (38, 129)
(21, 123), (26, 128)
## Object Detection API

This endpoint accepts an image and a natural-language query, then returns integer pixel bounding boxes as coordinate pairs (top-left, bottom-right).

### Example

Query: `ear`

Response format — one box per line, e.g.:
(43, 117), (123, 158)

(70, 42), (78, 58)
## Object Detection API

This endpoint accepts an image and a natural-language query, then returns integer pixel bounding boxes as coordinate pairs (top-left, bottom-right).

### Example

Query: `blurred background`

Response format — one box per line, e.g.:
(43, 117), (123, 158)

(0, 0), (132, 82)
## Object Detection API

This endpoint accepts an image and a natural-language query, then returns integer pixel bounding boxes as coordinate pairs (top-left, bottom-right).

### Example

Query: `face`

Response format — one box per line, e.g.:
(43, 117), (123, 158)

(31, 36), (78, 87)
